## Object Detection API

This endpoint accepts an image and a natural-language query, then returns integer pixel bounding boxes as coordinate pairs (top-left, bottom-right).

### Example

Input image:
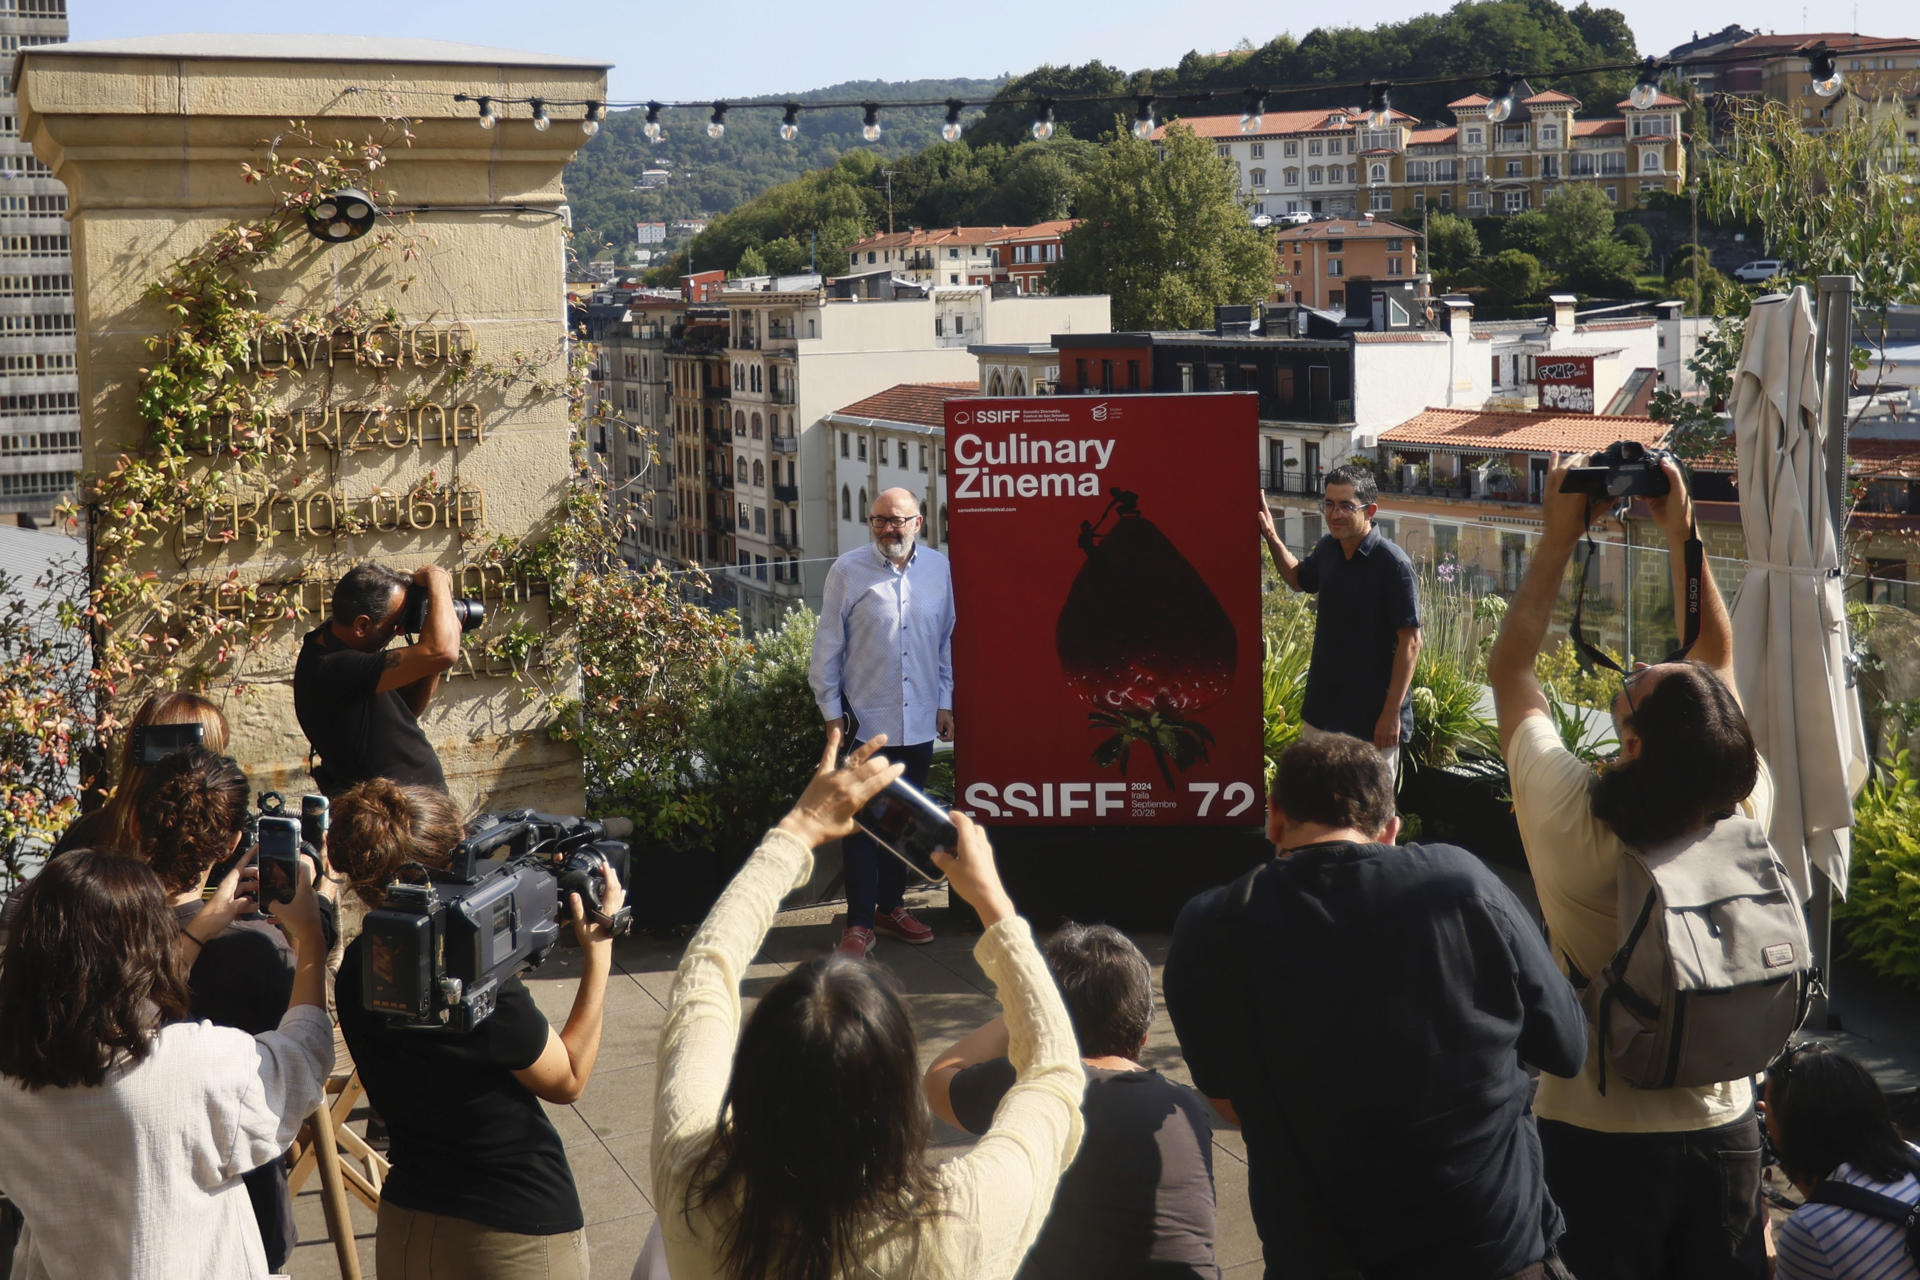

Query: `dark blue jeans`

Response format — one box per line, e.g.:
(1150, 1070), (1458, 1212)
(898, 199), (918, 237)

(1539, 1111), (1766, 1280)
(842, 739), (934, 928)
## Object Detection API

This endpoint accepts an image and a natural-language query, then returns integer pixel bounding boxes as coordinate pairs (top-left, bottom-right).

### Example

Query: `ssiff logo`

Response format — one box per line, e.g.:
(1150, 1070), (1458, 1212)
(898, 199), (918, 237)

(953, 409), (972, 425)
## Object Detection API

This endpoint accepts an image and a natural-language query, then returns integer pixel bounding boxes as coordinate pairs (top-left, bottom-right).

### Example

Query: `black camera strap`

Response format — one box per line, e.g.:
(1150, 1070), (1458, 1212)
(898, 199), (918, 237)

(1568, 508), (1703, 679)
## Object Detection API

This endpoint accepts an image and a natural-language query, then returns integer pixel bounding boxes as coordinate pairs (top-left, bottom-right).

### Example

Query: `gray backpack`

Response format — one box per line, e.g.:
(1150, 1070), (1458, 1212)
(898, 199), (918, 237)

(1571, 815), (1815, 1093)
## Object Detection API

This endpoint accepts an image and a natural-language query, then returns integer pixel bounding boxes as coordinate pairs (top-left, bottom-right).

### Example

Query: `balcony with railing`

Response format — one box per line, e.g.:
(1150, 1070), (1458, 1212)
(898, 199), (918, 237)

(1260, 467), (1326, 498)
(1266, 398), (1355, 426)
(770, 387), (795, 405)
(772, 482), (798, 503)
(772, 530), (800, 549)
(770, 435), (798, 454)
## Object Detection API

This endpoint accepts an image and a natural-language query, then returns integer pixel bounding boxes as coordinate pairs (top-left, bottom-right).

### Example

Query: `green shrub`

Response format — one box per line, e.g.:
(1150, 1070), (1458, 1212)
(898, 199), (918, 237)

(1835, 752), (1920, 993)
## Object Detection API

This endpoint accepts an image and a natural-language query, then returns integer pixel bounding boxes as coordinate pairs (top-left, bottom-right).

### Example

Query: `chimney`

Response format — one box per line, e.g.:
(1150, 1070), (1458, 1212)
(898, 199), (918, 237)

(1442, 297), (1476, 405)
(1549, 293), (1577, 332)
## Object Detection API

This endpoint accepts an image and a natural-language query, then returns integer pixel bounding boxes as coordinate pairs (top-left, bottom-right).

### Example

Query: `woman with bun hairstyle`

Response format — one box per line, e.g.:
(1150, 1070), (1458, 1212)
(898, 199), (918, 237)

(331, 777), (625, 1279)
(0, 849), (332, 1279)
(53, 690), (229, 857)
(130, 746), (307, 1271)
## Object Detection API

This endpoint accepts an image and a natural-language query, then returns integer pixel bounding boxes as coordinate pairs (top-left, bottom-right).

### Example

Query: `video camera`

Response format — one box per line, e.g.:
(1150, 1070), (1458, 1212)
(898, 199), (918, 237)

(1561, 440), (1673, 500)
(360, 810), (632, 1032)
(400, 582), (486, 634)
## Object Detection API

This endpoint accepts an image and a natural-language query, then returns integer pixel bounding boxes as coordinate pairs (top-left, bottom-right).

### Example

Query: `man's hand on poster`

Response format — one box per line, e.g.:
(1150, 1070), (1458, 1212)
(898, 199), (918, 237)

(1373, 709), (1401, 752)
(1256, 495), (1278, 544)
(936, 708), (955, 743)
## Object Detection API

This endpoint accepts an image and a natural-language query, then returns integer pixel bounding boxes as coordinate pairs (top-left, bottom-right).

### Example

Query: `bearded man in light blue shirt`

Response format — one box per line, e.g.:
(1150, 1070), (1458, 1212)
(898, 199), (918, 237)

(808, 486), (956, 958)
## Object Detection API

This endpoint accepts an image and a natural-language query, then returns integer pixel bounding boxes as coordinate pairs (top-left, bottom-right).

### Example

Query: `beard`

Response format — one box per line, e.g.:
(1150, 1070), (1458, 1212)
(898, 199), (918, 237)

(873, 528), (913, 559)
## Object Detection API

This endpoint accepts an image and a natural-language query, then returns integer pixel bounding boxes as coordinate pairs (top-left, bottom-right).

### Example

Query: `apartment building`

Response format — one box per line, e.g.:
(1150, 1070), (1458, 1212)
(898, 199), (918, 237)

(718, 285), (1109, 632)
(844, 226), (1024, 287)
(1161, 85), (1686, 221)
(1275, 216), (1419, 310)
(664, 307), (732, 589)
(0, 0), (78, 521)
(586, 296), (686, 567)
(822, 381), (968, 556)
(982, 220), (1077, 294)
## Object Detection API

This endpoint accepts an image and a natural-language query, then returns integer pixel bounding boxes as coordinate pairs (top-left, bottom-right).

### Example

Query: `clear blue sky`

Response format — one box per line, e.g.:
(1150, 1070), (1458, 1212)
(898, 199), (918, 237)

(68, 0), (1914, 105)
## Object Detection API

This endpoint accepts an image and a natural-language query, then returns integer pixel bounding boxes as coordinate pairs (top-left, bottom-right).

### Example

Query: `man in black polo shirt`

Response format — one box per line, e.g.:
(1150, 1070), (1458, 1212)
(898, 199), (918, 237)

(1258, 464), (1421, 773)
(293, 562), (460, 795)
(1164, 736), (1587, 1280)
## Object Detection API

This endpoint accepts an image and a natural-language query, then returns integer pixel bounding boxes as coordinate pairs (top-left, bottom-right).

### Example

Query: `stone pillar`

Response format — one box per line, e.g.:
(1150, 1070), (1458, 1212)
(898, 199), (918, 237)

(19, 36), (608, 813)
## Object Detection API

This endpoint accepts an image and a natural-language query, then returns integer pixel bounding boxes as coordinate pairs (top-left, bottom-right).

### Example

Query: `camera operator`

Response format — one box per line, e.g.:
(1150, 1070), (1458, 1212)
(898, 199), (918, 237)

(1487, 453), (1772, 1280)
(331, 778), (624, 1279)
(293, 562), (459, 796)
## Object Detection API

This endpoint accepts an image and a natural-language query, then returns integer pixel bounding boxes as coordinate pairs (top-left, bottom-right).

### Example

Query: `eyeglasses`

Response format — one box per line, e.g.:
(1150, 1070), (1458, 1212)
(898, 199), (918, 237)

(1322, 499), (1365, 515)
(868, 514), (918, 529)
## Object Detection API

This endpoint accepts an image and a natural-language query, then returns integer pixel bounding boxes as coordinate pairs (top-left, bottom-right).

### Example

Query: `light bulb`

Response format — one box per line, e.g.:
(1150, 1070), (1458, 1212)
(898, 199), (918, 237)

(1241, 90), (1264, 134)
(1031, 100), (1055, 142)
(780, 104), (800, 141)
(531, 100), (550, 132)
(1131, 95), (1155, 140)
(581, 118), (600, 137)
(644, 102), (663, 143)
(861, 103), (882, 142)
(1486, 77), (1515, 124)
(707, 102), (727, 139)
(1630, 59), (1661, 110)
(476, 96), (496, 130)
(1809, 47), (1845, 97)
(582, 102), (604, 137)
(942, 99), (964, 142)
(1366, 82), (1392, 129)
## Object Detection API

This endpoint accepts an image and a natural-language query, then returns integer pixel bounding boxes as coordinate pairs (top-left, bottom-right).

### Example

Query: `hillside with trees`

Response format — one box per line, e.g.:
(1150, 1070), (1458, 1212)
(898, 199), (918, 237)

(563, 76), (1007, 263)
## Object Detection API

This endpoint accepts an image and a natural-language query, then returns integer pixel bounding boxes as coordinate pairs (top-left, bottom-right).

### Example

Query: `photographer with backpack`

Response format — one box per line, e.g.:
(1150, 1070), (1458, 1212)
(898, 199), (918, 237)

(1489, 453), (1810, 1280)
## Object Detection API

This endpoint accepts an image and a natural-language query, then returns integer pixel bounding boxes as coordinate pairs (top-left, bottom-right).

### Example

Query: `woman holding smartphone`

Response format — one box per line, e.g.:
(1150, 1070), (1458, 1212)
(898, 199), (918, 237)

(0, 849), (331, 1278)
(653, 736), (1086, 1280)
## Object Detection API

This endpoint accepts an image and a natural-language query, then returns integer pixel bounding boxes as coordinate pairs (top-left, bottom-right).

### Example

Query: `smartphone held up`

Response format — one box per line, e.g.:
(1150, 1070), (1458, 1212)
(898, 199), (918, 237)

(854, 775), (958, 884)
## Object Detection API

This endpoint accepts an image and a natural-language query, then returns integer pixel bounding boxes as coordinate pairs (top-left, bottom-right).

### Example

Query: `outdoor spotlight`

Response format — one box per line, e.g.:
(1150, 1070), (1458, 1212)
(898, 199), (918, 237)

(304, 188), (378, 243)
(1807, 44), (1845, 98)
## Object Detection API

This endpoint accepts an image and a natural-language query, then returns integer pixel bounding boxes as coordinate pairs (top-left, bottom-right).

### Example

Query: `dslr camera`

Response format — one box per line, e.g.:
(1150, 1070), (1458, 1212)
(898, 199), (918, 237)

(400, 582), (486, 634)
(360, 810), (632, 1032)
(1561, 440), (1673, 500)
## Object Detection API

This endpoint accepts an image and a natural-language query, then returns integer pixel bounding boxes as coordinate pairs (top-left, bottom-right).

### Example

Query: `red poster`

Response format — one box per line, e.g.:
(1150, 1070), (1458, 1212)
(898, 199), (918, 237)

(1535, 354), (1596, 413)
(948, 393), (1264, 826)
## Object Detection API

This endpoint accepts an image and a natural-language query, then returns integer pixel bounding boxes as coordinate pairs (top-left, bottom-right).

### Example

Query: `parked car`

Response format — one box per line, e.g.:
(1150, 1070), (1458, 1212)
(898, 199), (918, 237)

(1275, 211), (1313, 225)
(1732, 259), (1788, 283)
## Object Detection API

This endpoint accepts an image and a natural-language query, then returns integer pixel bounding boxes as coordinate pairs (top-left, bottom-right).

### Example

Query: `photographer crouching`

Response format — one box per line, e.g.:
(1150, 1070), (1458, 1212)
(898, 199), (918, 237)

(330, 778), (624, 1278)
(294, 563), (483, 797)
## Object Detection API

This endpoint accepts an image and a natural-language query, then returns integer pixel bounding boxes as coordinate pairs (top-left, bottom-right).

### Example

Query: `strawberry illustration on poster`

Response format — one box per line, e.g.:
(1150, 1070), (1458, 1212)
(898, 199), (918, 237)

(947, 393), (1263, 827)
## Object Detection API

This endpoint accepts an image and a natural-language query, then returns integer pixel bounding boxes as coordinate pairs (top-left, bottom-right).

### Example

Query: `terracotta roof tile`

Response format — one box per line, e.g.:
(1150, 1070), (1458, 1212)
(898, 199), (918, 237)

(1850, 437), (1920, 477)
(1354, 332), (1444, 343)
(989, 219), (1079, 244)
(1617, 92), (1687, 108)
(1378, 407), (1669, 454)
(1573, 120), (1625, 137)
(1276, 217), (1419, 241)
(1152, 107), (1408, 140)
(1448, 92), (1492, 108)
(1409, 126), (1458, 145)
(833, 382), (979, 429)
(1522, 90), (1582, 105)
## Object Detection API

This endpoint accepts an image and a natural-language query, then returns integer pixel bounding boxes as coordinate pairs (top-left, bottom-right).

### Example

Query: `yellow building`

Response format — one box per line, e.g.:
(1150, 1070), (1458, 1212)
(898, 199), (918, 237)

(1161, 83), (1688, 220)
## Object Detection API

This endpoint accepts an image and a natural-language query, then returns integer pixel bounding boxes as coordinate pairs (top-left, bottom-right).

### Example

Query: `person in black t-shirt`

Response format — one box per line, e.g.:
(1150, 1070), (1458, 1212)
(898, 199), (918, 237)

(293, 562), (460, 796)
(331, 779), (624, 1280)
(1164, 735), (1587, 1280)
(926, 922), (1220, 1280)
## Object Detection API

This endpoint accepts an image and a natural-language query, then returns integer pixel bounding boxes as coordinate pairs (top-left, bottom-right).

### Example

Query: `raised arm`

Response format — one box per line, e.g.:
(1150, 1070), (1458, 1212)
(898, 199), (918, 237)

(377, 565), (461, 712)
(652, 742), (902, 1168)
(1488, 461), (1603, 756)
(1645, 457), (1736, 693)
(1259, 495), (1303, 591)
(511, 866), (627, 1105)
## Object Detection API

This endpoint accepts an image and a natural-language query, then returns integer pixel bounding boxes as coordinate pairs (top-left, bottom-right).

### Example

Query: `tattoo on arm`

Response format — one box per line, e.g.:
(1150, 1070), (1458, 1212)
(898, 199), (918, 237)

(383, 650), (402, 669)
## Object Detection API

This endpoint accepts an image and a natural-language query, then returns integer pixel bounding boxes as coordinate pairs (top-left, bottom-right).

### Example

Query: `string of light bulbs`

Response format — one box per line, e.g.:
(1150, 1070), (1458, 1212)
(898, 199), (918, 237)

(447, 37), (1907, 141)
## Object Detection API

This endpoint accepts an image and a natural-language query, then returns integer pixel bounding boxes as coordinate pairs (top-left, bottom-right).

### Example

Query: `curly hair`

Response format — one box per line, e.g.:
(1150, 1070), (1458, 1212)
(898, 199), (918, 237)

(131, 749), (250, 895)
(99, 692), (231, 856)
(330, 778), (465, 907)
(0, 851), (191, 1090)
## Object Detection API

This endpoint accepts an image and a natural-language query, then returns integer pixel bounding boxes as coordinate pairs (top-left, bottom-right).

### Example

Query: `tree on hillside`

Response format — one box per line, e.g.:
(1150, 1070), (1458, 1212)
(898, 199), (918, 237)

(1538, 185), (1645, 296)
(1478, 249), (1545, 307)
(1047, 123), (1276, 330)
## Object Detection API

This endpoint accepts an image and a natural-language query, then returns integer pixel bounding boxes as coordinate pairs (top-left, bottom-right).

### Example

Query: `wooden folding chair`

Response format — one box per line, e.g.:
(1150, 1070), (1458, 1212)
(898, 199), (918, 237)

(286, 1061), (390, 1280)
